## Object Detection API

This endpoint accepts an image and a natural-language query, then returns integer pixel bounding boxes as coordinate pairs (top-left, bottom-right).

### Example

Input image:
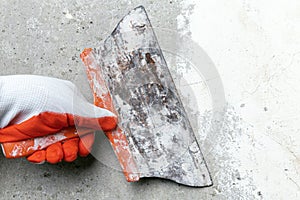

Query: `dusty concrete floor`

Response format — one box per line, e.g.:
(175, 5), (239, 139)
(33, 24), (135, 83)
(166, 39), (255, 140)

(1, 0), (300, 199)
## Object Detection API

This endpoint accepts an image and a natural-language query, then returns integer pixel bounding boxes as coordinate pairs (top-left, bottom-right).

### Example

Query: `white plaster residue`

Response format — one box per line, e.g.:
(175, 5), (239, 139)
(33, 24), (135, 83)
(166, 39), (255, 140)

(186, 0), (300, 198)
(63, 9), (73, 19)
(10, 144), (23, 157)
(65, 12), (73, 19)
(28, 133), (67, 152)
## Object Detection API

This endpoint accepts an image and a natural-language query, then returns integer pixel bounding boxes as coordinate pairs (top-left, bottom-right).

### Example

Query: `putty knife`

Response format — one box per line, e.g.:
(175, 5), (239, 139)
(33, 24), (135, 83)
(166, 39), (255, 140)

(81, 6), (212, 187)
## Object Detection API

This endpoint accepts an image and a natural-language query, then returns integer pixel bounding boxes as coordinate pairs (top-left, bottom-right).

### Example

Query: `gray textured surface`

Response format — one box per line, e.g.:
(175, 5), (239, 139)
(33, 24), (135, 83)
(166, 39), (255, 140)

(0, 1), (213, 199)
(1, 0), (300, 199)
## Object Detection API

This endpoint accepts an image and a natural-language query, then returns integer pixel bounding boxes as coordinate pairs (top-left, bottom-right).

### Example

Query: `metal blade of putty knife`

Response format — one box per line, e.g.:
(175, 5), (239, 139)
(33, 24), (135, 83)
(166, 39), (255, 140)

(81, 6), (212, 187)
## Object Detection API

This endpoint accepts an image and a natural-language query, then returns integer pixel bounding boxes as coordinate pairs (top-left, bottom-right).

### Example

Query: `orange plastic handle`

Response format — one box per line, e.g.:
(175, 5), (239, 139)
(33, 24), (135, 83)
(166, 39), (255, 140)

(1, 127), (92, 158)
(81, 48), (140, 182)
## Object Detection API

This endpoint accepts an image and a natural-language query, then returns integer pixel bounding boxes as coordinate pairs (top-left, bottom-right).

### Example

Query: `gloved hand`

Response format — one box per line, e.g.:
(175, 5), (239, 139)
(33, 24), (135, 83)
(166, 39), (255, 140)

(0, 75), (117, 163)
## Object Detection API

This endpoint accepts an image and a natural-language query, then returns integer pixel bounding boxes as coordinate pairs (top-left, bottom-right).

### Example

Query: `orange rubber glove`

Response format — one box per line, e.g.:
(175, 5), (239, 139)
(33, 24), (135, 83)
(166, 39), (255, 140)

(0, 75), (117, 163)
(26, 132), (96, 164)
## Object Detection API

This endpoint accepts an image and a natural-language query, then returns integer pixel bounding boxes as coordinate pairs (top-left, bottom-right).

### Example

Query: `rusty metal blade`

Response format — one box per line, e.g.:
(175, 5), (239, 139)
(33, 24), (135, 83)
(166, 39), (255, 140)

(83, 6), (212, 187)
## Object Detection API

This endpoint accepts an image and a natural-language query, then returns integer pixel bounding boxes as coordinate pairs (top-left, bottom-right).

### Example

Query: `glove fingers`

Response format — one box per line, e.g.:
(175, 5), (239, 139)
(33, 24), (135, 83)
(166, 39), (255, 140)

(27, 135), (93, 164)
(74, 113), (117, 132)
(27, 150), (46, 164)
(78, 133), (95, 157)
(62, 138), (79, 162)
(0, 112), (117, 143)
(46, 142), (64, 164)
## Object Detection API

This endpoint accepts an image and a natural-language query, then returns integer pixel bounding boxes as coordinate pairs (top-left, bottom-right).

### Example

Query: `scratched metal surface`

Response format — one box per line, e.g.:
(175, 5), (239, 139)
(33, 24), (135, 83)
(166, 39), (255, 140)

(94, 6), (212, 187)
